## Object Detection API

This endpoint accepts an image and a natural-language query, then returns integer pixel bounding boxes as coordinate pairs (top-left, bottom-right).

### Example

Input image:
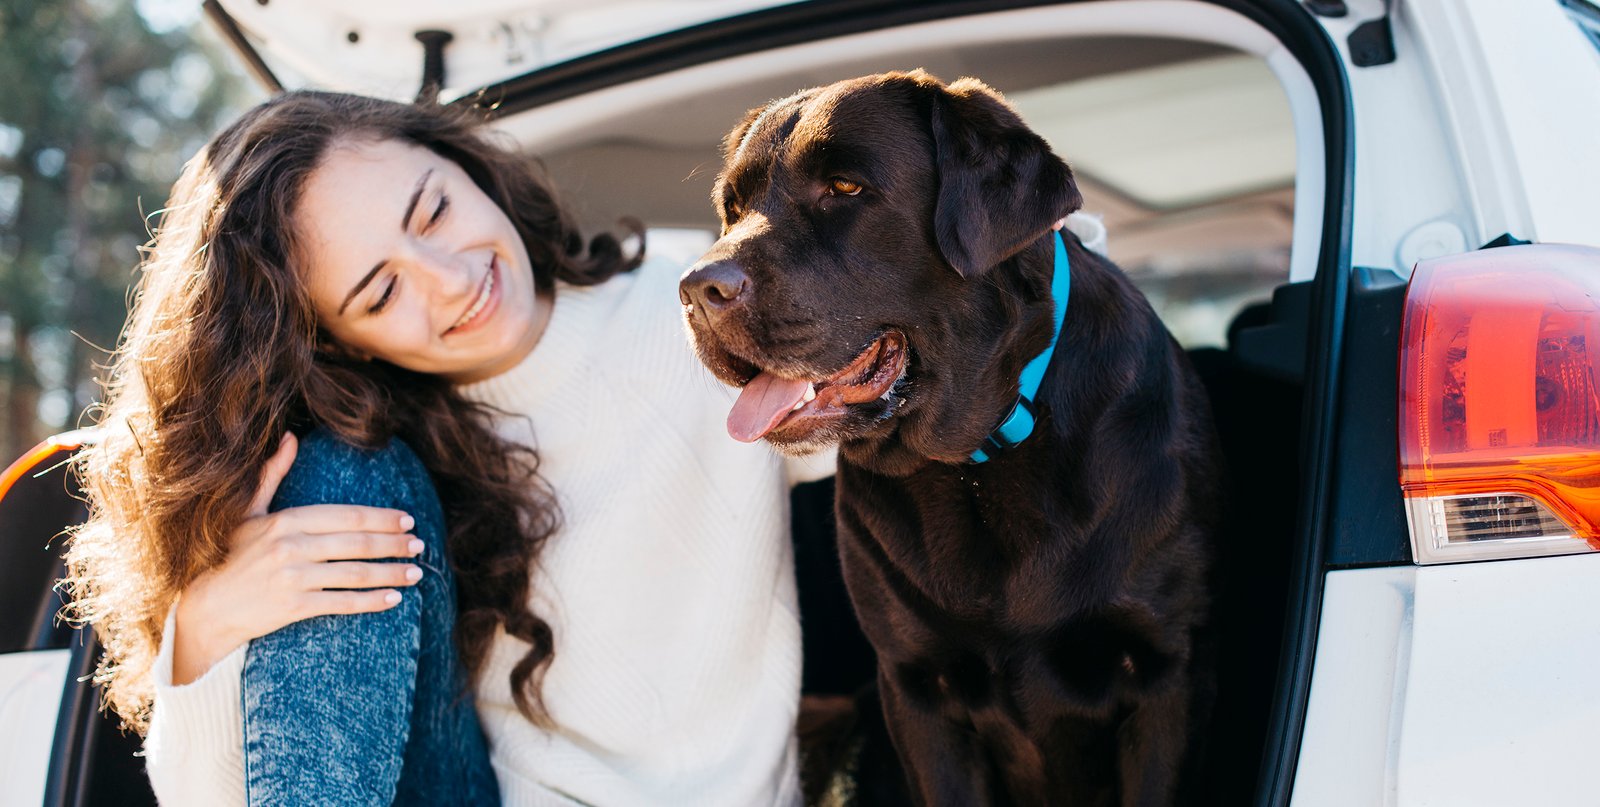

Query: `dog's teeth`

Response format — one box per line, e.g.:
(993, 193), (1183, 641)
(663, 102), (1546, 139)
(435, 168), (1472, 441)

(803, 384), (817, 402)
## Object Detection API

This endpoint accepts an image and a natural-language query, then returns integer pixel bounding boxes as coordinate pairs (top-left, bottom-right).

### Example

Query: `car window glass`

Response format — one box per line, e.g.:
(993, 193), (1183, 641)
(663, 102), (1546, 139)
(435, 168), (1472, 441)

(1009, 53), (1295, 349)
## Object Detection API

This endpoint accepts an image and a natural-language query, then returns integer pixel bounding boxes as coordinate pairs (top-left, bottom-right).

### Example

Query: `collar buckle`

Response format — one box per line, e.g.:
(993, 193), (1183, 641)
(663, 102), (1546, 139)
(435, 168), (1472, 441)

(971, 396), (1038, 464)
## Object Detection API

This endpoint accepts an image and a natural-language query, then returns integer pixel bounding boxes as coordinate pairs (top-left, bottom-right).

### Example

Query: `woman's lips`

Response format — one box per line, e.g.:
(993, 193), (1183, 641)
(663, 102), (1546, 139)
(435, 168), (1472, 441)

(444, 258), (501, 336)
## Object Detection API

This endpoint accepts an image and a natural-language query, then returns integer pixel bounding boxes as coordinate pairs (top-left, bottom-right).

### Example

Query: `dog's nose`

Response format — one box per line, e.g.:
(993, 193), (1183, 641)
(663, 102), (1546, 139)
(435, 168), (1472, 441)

(680, 260), (752, 316)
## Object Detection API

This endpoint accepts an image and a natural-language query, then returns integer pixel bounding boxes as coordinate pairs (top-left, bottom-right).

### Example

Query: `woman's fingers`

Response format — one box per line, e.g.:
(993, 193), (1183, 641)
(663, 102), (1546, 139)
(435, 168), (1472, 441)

(247, 432), (300, 517)
(288, 530), (423, 562)
(273, 504), (415, 537)
(296, 559), (423, 591)
(307, 588), (407, 616)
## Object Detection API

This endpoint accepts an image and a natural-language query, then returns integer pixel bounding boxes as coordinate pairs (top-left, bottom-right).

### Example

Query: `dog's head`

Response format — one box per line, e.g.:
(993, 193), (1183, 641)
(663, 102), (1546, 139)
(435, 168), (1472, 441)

(680, 70), (1082, 467)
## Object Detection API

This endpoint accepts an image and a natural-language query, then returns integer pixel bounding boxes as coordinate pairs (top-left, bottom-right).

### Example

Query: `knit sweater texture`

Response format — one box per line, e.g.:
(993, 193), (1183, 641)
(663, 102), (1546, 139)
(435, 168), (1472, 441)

(143, 256), (829, 806)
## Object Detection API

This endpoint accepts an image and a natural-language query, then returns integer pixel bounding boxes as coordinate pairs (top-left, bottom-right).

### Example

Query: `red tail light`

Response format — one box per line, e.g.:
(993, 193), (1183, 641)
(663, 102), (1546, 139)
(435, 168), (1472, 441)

(1400, 243), (1600, 564)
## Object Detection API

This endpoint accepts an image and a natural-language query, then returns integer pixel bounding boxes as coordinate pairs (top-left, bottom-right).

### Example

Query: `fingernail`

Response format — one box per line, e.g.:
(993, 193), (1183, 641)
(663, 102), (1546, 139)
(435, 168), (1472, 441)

(384, 591), (402, 605)
(405, 566), (422, 582)
(408, 539), (424, 555)
(400, 514), (415, 531)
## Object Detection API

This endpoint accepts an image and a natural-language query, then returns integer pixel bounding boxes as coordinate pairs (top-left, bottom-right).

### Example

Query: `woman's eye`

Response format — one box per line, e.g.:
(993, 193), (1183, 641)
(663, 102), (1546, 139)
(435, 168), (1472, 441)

(368, 278), (397, 314)
(426, 194), (450, 229)
(828, 178), (862, 196)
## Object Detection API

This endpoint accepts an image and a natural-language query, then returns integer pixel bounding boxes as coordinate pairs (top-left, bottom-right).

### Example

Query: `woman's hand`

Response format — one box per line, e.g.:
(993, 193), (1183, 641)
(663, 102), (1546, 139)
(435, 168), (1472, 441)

(170, 433), (424, 685)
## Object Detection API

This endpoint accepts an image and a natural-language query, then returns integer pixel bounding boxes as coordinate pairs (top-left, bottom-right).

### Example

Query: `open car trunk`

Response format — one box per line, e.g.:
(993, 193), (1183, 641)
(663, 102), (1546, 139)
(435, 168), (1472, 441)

(19, 2), (1355, 805)
(463, 7), (1343, 802)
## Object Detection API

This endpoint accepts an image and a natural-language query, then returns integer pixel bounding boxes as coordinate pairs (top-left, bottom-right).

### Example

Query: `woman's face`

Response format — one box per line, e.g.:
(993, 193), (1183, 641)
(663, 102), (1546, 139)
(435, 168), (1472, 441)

(297, 138), (549, 383)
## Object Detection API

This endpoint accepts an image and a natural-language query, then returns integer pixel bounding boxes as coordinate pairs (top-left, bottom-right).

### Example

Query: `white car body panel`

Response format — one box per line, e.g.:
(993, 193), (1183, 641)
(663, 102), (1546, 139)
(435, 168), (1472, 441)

(1297, 555), (1600, 806)
(1292, 566), (1414, 807)
(1296, 3), (1600, 804)
(1407, 0), (1600, 249)
(1313, 0), (1476, 275)
(0, 649), (71, 807)
(1397, 553), (1600, 805)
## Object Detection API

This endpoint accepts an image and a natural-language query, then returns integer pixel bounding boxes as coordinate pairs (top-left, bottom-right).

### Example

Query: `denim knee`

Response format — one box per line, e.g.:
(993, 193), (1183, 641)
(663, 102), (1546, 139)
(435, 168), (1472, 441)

(275, 429), (439, 524)
(243, 428), (496, 806)
(271, 429), (449, 573)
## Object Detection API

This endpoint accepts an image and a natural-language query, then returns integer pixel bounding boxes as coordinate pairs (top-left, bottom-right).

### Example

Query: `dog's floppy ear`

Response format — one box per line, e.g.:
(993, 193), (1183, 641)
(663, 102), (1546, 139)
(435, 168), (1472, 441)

(722, 104), (769, 163)
(930, 77), (1082, 278)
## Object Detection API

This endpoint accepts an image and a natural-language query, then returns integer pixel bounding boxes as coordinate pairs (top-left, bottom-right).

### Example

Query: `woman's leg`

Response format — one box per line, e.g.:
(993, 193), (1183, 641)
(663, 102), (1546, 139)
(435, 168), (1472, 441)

(241, 429), (499, 806)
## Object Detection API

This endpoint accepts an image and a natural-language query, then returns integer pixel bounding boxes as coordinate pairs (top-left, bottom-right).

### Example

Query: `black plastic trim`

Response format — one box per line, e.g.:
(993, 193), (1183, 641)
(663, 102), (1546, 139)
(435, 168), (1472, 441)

(414, 30), (454, 104)
(201, 0), (284, 95)
(1324, 267), (1410, 568)
(41, 632), (99, 807)
(1348, 16), (1397, 67)
(1253, 13), (1352, 807)
(456, 1), (1043, 114)
(1233, 281), (1314, 383)
(0, 444), (86, 654)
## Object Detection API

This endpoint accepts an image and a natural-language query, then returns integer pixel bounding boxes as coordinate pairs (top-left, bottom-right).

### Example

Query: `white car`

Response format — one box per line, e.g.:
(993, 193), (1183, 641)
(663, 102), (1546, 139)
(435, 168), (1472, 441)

(5, 0), (1600, 804)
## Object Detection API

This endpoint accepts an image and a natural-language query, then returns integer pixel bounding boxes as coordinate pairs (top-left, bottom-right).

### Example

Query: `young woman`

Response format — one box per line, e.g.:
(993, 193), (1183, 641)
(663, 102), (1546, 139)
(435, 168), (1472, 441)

(65, 91), (829, 806)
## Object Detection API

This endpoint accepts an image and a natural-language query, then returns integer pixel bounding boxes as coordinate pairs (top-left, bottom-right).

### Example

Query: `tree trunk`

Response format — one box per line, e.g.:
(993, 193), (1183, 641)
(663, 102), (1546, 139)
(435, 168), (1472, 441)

(61, 0), (96, 434)
(6, 315), (40, 459)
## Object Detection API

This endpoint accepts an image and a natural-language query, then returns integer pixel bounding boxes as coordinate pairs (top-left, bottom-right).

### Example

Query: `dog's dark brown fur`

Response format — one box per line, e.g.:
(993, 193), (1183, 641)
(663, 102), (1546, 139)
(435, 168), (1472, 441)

(680, 71), (1221, 806)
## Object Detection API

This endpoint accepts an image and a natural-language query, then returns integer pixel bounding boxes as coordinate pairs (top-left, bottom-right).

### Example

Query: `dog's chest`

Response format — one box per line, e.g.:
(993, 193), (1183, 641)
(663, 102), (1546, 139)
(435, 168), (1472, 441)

(834, 460), (1069, 624)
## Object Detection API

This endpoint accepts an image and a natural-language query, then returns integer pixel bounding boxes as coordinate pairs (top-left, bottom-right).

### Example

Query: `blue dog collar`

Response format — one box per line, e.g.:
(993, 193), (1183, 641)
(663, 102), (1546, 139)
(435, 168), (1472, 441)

(970, 230), (1071, 464)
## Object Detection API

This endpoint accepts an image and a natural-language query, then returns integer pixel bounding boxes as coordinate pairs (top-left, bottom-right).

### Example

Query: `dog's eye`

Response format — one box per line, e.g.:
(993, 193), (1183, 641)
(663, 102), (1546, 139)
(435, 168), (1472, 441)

(828, 178), (863, 197)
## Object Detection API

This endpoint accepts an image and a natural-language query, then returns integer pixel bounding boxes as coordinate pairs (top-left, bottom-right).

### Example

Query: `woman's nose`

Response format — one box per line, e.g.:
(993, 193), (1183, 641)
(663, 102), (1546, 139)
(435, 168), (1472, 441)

(408, 244), (475, 299)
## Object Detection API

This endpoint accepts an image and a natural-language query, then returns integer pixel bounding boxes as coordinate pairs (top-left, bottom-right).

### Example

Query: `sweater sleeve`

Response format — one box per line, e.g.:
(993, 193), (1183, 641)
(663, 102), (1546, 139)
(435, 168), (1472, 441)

(783, 445), (837, 486)
(143, 603), (247, 807)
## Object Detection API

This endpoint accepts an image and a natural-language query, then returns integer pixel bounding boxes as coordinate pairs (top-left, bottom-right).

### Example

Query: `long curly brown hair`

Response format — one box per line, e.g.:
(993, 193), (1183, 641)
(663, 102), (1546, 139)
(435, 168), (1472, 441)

(64, 91), (639, 732)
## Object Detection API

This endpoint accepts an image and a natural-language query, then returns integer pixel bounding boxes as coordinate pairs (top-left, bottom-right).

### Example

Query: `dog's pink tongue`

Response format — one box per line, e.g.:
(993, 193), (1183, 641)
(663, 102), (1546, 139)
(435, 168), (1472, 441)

(728, 372), (810, 443)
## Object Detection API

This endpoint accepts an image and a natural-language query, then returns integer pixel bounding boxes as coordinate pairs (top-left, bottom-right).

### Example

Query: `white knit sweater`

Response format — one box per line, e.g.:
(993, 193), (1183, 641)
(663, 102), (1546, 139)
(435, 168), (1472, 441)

(143, 256), (831, 806)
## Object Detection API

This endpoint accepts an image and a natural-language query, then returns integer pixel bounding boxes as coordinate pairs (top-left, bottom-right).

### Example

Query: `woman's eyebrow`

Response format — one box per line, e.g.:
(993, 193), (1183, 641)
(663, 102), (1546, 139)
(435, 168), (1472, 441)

(336, 168), (433, 315)
(400, 169), (433, 232)
(338, 262), (385, 315)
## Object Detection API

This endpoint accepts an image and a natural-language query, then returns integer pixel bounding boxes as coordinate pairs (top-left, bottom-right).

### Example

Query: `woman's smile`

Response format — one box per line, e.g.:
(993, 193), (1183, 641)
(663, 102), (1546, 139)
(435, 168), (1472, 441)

(444, 257), (500, 336)
(298, 138), (550, 383)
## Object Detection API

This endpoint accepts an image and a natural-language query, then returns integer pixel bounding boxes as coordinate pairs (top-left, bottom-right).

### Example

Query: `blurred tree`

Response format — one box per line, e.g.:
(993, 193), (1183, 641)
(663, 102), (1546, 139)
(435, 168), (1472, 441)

(0, 0), (256, 460)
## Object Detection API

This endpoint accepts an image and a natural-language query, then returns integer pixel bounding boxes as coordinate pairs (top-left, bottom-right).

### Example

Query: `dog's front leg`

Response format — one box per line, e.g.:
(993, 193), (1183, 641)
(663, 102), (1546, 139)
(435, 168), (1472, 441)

(1115, 680), (1190, 807)
(879, 672), (1000, 807)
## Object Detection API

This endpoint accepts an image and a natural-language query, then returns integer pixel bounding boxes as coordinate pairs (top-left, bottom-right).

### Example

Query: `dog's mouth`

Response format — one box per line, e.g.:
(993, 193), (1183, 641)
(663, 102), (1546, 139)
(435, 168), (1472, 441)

(727, 331), (908, 444)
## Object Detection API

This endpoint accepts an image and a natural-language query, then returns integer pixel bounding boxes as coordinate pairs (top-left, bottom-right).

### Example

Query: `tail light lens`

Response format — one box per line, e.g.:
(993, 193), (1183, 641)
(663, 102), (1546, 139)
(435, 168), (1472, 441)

(1400, 243), (1600, 564)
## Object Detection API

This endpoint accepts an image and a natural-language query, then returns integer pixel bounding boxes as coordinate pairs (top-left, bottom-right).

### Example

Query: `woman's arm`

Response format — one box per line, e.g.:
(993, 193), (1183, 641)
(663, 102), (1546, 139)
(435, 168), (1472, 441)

(145, 605), (249, 807)
(171, 433), (423, 683)
(144, 433), (427, 805)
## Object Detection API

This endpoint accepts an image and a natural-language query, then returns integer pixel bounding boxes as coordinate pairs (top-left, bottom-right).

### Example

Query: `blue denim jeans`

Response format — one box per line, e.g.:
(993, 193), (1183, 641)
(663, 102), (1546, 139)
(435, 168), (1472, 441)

(241, 430), (500, 806)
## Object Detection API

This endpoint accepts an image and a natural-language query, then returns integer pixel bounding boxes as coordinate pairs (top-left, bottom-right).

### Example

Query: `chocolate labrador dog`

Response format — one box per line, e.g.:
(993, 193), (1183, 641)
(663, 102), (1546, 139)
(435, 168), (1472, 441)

(680, 70), (1221, 806)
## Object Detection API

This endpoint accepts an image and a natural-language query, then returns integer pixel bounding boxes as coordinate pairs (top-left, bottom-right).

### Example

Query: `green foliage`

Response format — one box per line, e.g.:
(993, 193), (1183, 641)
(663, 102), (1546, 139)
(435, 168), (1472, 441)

(0, 0), (258, 458)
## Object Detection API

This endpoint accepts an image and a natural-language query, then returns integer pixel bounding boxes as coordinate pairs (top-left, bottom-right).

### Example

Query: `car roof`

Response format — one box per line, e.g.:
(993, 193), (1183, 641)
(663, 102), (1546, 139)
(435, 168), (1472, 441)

(208, 0), (793, 101)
